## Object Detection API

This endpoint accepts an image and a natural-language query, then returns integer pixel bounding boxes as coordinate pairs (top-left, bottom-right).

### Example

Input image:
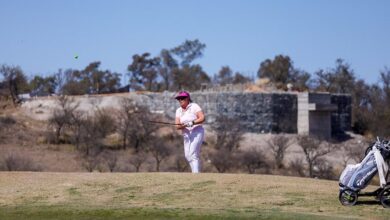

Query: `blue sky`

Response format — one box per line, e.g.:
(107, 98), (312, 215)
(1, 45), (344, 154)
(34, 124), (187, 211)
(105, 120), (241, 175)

(0, 0), (389, 84)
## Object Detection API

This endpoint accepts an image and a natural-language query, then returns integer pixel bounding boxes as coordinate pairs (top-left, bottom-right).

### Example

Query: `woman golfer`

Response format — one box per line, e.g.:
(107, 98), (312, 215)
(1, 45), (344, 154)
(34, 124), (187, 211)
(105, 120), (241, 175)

(175, 91), (205, 173)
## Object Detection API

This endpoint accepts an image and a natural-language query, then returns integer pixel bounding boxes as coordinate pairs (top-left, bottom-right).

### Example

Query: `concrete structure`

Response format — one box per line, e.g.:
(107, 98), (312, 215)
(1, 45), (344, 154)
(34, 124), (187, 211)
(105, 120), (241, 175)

(298, 93), (339, 139)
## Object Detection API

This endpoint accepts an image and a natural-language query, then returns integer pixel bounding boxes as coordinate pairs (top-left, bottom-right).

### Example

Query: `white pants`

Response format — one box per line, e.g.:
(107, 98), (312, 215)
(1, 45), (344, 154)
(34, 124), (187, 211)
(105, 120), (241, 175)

(183, 126), (204, 173)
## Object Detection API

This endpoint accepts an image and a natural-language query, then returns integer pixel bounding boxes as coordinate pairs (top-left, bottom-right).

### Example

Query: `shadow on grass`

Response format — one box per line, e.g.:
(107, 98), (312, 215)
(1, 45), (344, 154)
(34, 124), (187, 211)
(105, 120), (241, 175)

(355, 200), (381, 206)
(0, 206), (354, 220)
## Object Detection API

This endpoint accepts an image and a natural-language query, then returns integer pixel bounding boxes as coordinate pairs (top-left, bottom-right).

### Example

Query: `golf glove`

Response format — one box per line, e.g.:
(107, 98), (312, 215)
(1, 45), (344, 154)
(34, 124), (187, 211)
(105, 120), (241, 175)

(184, 121), (194, 127)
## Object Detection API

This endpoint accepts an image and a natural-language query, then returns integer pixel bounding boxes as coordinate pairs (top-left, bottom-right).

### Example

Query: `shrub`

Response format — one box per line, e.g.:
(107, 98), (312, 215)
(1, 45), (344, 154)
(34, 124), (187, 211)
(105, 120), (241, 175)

(288, 159), (306, 177)
(209, 149), (236, 173)
(266, 134), (294, 169)
(82, 156), (100, 172)
(172, 154), (189, 172)
(0, 115), (16, 125)
(128, 151), (147, 172)
(3, 154), (41, 171)
(313, 158), (337, 180)
(239, 148), (269, 174)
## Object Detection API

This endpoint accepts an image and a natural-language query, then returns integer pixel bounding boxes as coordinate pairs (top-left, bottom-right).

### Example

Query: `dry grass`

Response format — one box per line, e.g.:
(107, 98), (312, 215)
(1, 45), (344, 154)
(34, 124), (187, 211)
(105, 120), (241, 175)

(0, 172), (388, 219)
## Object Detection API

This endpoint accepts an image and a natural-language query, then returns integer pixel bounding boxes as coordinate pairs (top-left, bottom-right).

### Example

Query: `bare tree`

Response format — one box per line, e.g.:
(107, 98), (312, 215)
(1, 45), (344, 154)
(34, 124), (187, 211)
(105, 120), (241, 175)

(82, 155), (100, 172)
(209, 149), (235, 173)
(341, 140), (368, 166)
(117, 98), (157, 151)
(94, 108), (116, 137)
(48, 95), (79, 144)
(49, 110), (68, 144)
(239, 148), (269, 174)
(266, 134), (294, 169)
(0, 115), (16, 143)
(63, 104), (116, 156)
(288, 158), (306, 177)
(88, 99), (116, 138)
(297, 135), (334, 178)
(128, 151), (147, 172)
(3, 153), (41, 171)
(103, 150), (118, 172)
(117, 98), (134, 149)
(208, 115), (244, 173)
(164, 133), (188, 172)
(77, 115), (105, 156)
(128, 106), (159, 152)
(148, 139), (171, 172)
(211, 115), (244, 152)
(313, 158), (336, 180)
(173, 154), (189, 172)
(68, 110), (86, 149)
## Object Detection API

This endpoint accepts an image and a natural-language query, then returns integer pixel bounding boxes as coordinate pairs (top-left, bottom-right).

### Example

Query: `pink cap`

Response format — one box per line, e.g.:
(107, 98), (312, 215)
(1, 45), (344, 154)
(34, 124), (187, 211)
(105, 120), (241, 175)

(175, 91), (190, 100)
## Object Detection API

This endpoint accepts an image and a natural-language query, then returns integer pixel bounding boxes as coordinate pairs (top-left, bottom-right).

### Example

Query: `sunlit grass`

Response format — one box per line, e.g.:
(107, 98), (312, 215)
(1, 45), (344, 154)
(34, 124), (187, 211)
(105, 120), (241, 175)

(0, 172), (388, 219)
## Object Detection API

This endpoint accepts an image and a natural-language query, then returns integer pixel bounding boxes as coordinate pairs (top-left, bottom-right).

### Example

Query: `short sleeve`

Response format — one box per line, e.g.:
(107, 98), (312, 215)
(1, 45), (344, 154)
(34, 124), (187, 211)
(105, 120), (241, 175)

(175, 108), (181, 118)
(191, 103), (202, 113)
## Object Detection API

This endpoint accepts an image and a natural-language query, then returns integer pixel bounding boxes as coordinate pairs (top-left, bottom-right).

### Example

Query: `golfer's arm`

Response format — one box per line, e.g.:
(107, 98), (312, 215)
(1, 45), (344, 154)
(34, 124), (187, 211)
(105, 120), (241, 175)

(193, 111), (205, 125)
(175, 117), (184, 130)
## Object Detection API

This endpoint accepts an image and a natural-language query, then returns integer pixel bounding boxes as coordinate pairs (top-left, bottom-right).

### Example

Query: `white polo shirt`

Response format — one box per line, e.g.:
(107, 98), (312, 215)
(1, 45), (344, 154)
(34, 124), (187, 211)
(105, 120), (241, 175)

(176, 103), (202, 132)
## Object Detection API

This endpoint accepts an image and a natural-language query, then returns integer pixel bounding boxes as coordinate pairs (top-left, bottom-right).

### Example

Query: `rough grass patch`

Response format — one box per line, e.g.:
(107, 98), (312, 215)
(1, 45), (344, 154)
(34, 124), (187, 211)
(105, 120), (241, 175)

(115, 186), (142, 193)
(191, 180), (217, 188)
(67, 187), (81, 196)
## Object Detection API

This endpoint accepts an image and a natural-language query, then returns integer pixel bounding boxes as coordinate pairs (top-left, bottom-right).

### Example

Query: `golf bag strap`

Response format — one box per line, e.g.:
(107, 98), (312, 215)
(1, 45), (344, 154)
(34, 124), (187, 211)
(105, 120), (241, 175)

(374, 148), (389, 188)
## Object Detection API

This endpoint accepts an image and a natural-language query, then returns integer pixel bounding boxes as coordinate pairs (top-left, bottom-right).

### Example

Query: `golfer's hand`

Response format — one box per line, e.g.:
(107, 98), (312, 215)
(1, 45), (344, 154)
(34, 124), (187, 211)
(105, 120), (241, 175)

(176, 124), (185, 130)
(184, 121), (194, 128)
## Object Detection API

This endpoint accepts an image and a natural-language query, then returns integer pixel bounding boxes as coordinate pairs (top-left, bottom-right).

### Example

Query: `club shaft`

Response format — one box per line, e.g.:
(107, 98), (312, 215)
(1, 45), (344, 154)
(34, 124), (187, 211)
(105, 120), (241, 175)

(148, 121), (180, 125)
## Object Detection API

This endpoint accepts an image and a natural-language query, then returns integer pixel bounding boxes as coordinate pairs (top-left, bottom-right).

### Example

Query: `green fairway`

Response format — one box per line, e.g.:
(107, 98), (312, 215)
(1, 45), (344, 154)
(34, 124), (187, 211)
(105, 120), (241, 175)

(0, 172), (388, 220)
(0, 206), (360, 220)
(0, 206), (357, 220)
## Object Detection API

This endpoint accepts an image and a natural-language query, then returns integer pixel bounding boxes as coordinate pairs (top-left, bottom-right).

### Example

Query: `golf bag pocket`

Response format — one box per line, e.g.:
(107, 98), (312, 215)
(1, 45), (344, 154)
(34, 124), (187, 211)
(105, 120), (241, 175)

(339, 152), (378, 191)
(340, 164), (360, 187)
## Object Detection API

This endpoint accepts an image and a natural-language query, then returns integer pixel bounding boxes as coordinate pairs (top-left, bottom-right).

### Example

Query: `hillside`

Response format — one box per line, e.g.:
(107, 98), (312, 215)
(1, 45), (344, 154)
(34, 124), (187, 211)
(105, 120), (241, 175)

(0, 172), (388, 220)
(0, 95), (368, 176)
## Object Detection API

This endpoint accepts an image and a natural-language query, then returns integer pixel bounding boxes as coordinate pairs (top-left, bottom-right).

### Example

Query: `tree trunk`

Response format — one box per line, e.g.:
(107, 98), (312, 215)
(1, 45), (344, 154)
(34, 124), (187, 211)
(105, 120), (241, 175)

(122, 136), (127, 149)
(55, 126), (62, 144)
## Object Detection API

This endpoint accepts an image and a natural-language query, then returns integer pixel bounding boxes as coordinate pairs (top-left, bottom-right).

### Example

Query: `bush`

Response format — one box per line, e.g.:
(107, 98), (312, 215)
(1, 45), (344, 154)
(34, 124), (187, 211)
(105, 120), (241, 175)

(102, 150), (118, 172)
(239, 148), (269, 174)
(0, 115), (16, 125)
(128, 151), (147, 172)
(297, 135), (334, 178)
(0, 116), (17, 142)
(313, 158), (337, 180)
(266, 134), (293, 169)
(288, 159), (306, 177)
(2, 154), (41, 171)
(209, 149), (236, 173)
(172, 154), (189, 172)
(0, 159), (5, 171)
(82, 156), (100, 172)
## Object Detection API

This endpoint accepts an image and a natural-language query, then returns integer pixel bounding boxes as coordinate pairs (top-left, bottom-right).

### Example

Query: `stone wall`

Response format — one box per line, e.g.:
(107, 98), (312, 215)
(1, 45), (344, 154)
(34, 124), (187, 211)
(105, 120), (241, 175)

(136, 92), (297, 133)
(137, 91), (349, 135)
(308, 93), (333, 139)
(331, 94), (352, 136)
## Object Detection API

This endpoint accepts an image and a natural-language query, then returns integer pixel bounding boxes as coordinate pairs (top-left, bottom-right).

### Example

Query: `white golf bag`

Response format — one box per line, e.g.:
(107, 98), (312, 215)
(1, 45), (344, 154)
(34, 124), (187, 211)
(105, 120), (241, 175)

(338, 138), (390, 207)
(339, 147), (388, 191)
